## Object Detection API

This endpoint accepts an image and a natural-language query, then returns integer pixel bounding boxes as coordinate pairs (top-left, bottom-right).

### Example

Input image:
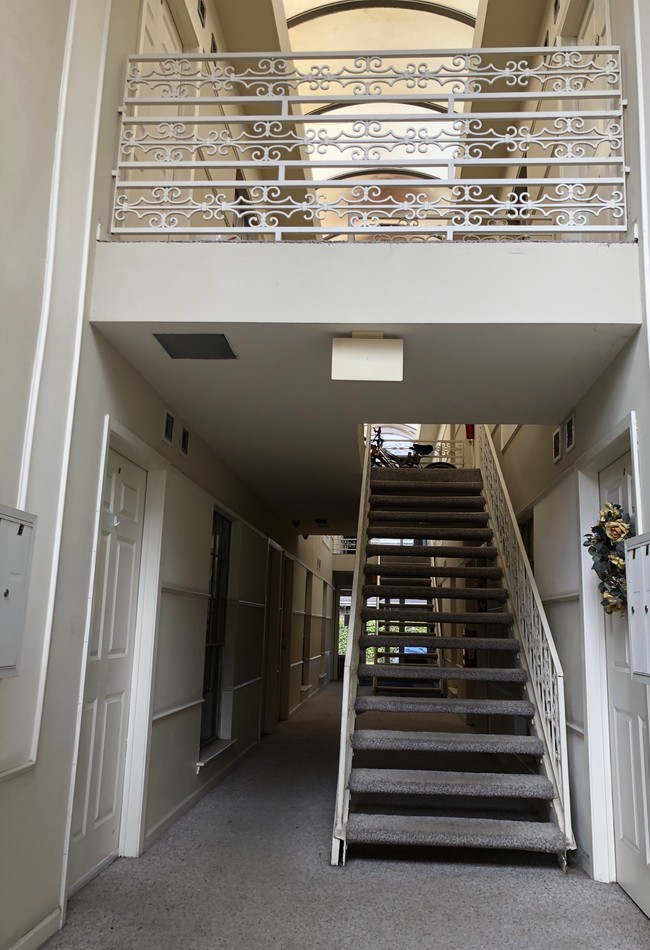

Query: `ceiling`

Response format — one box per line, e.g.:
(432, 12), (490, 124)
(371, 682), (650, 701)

(94, 318), (638, 534)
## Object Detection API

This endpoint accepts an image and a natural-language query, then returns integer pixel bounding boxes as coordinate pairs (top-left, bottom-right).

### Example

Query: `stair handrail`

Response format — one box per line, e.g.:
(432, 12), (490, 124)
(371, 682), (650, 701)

(331, 424), (374, 865)
(476, 425), (574, 849)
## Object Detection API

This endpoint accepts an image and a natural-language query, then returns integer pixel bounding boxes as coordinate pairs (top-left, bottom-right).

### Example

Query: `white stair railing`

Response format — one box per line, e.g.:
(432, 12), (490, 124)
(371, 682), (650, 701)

(331, 426), (373, 865)
(476, 426), (574, 848)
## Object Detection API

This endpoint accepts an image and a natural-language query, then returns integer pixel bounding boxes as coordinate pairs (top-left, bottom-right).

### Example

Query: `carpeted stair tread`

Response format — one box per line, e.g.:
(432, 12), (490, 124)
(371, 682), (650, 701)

(345, 814), (565, 852)
(370, 480), (484, 495)
(349, 768), (555, 800)
(370, 494), (486, 510)
(365, 564), (503, 580)
(367, 526), (494, 541)
(358, 664), (526, 683)
(362, 584), (509, 602)
(361, 608), (513, 625)
(368, 510), (489, 525)
(355, 695), (535, 717)
(352, 730), (544, 756)
(367, 544), (498, 560)
(359, 634), (518, 652)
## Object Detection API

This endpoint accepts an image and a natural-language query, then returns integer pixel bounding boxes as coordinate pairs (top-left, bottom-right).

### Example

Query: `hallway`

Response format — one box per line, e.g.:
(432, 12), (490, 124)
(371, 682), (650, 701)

(46, 684), (650, 950)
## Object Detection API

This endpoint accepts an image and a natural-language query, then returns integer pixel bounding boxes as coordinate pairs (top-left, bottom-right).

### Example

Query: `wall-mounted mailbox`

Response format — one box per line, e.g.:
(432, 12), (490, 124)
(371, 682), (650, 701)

(0, 504), (37, 678)
(625, 532), (650, 681)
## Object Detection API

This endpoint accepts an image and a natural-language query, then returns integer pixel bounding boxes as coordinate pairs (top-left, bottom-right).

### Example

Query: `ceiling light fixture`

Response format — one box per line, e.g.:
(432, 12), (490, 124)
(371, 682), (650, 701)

(331, 333), (403, 381)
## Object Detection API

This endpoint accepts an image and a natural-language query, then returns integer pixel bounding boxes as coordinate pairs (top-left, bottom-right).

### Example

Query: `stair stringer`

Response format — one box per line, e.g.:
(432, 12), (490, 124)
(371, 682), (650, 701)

(331, 428), (373, 866)
(476, 426), (575, 852)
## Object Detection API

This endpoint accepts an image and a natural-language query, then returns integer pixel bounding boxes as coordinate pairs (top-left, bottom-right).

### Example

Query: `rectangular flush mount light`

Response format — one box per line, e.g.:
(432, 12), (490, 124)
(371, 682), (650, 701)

(331, 337), (403, 381)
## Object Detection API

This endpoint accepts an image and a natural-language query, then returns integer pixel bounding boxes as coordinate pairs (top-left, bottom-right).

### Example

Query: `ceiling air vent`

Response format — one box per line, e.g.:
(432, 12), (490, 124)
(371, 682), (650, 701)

(314, 518), (329, 527)
(154, 333), (236, 360)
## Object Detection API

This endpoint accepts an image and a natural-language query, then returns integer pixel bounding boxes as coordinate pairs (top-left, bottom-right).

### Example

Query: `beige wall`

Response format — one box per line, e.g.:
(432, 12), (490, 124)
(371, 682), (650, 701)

(0, 3), (116, 946)
(0, 1), (71, 502)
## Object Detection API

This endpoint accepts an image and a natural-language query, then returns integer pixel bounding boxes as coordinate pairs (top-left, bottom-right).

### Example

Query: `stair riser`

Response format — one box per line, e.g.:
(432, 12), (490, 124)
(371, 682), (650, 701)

(367, 545), (498, 560)
(351, 788), (552, 821)
(359, 636), (518, 652)
(365, 566), (503, 580)
(371, 495), (486, 509)
(358, 665), (526, 684)
(368, 511), (489, 525)
(361, 610), (512, 625)
(371, 469), (482, 482)
(362, 586), (508, 602)
(367, 527), (493, 541)
(370, 483), (483, 495)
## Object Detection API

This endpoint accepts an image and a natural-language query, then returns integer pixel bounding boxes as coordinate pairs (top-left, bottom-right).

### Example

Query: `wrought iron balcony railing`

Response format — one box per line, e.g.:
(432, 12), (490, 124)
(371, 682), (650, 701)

(112, 47), (625, 242)
(332, 536), (358, 555)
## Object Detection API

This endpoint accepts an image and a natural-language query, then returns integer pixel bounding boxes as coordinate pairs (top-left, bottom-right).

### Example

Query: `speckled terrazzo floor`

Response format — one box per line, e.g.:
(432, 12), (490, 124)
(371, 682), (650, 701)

(45, 683), (650, 950)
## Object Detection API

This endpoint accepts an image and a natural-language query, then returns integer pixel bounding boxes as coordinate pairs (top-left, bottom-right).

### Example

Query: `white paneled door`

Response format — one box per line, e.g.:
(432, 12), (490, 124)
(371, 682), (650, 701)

(599, 454), (650, 917)
(140, 0), (183, 53)
(68, 450), (147, 893)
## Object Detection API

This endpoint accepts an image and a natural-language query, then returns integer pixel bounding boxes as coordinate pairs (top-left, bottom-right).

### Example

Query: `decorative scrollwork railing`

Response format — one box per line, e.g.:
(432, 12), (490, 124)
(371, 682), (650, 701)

(112, 48), (625, 241)
(332, 536), (358, 555)
(477, 426), (573, 847)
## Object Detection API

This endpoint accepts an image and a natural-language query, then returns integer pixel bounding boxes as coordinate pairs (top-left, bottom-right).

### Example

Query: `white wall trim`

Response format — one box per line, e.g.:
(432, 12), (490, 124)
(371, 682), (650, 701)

(61, 416), (169, 917)
(633, 0), (650, 372)
(576, 414), (643, 883)
(578, 465), (617, 882)
(152, 698), (204, 722)
(196, 737), (238, 772)
(10, 0), (113, 781)
(513, 462), (577, 522)
(9, 908), (62, 950)
(17, 0), (77, 510)
(161, 583), (210, 599)
(287, 675), (329, 718)
(567, 720), (586, 736)
(60, 413), (110, 911)
(542, 592), (580, 606)
(143, 740), (257, 850)
(119, 464), (167, 859)
(229, 676), (263, 691)
(66, 851), (118, 899)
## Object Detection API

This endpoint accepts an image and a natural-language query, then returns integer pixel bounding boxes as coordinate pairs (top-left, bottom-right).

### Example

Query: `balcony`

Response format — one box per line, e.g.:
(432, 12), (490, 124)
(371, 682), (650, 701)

(111, 47), (625, 242)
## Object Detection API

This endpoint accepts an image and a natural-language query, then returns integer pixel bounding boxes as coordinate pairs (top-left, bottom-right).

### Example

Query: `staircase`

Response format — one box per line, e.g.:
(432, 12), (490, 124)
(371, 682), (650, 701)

(332, 436), (572, 864)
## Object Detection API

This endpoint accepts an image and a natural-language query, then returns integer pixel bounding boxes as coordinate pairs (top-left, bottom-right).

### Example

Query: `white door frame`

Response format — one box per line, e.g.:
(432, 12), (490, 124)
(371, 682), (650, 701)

(576, 410), (643, 882)
(61, 416), (168, 915)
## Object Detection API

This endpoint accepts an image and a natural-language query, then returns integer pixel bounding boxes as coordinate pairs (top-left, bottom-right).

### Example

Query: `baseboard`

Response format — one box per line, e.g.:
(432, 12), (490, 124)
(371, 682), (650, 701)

(67, 851), (118, 898)
(288, 677), (329, 719)
(9, 908), (62, 950)
(568, 842), (592, 876)
(142, 740), (258, 851)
